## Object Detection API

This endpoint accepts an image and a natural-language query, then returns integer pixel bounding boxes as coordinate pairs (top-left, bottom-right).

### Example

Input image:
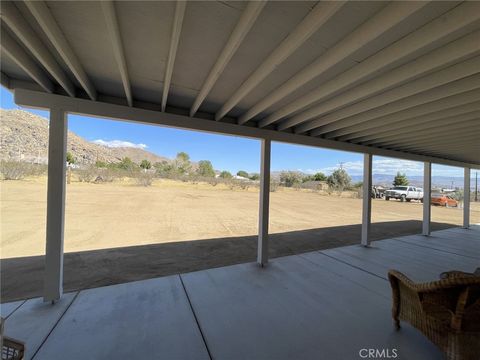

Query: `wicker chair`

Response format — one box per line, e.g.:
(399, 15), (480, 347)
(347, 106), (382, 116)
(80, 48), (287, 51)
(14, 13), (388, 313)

(1, 318), (25, 360)
(388, 270), (480, 360)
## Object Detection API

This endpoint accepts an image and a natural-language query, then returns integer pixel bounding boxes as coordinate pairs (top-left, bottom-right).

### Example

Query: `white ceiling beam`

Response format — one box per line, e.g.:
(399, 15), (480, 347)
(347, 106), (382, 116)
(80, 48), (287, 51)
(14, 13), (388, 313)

(418, 144), (480, 156)
(0, 28), (54, 93)
(369, 118), (479, 147)
(381, 129), (480, 150)
(101, 1), (132, 107)
(386, 131), (480, 150)
(14, 88), (480, 169)
(189, 1), (265, 117)
(237, 1), (431, 125)
(1, 2), (75, 97)
(162, 1), (186, 112)
(390, 136), (480, 154)
(214, 1), (346, 121)
(323, 91), (480, 139)
(295, 57), (480, 135)
(22, 1), (95, 100)
(24, 1), (96, 100)
(1, 75), (44, 92)
(421, 143), (480, 153)
(416, 143), (480, 154)
(305, 73), (480, 137)
(274, 31), (480, 130)
(338, 101), (480, 142)
(356, 111), (480, 146)
(426, 149), (480, 158)
(262, 3), (480, 129)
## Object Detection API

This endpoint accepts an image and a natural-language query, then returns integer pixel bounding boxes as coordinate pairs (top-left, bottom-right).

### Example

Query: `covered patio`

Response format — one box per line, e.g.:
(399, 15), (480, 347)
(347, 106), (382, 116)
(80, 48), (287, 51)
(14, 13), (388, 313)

(1, 1), (480, 359)
(2, 226), (479, 359)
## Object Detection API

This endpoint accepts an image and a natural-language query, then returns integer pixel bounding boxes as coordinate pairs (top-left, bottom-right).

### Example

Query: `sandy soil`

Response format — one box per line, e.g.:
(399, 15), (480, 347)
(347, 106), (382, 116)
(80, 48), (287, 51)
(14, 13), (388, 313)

(1, 177), (478, 259)
(2, 178), (478, 301)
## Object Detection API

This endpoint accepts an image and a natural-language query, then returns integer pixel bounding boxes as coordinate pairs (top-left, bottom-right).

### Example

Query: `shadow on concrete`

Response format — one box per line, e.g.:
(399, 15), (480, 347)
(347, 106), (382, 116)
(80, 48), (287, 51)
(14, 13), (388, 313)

(1, 220), (456, 302)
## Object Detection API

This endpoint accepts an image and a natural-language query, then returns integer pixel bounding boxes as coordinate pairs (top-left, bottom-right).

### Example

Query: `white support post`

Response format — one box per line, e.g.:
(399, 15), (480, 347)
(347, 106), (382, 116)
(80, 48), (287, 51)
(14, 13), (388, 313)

(258, 139), (271, 266)
(361, 153), (372, 246)
(464, 167), (470, 229)
(422, 162), (431, 236)
(44, 109), (68, 302)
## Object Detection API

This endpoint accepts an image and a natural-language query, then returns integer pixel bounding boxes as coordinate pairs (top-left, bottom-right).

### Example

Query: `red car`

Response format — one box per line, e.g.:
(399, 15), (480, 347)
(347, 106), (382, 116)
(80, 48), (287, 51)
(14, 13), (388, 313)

(431, 193), (458, 207)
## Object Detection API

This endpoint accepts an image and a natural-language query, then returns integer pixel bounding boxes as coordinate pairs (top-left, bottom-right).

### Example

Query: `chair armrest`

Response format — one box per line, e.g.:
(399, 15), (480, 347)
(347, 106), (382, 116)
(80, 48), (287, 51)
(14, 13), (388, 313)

(388, 270), (480, 293)
(440, 270), (476, 279)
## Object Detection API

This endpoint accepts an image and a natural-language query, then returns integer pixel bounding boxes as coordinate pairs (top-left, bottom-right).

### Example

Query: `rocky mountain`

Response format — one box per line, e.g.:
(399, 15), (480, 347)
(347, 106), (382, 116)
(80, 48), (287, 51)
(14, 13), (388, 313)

(0, 109), (168, 165)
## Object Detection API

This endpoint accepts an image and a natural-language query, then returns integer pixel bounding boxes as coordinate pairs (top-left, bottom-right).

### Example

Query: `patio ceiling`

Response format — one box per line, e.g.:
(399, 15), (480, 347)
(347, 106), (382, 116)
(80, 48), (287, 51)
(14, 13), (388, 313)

(1, 1), (479, 165)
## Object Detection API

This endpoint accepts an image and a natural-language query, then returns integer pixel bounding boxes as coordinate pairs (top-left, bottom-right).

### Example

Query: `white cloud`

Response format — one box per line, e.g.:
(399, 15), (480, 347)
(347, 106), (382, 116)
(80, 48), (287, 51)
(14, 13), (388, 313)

(92, 139), (148, 149)
(372, 158), (423, 175)
(300, 157), (464, 177)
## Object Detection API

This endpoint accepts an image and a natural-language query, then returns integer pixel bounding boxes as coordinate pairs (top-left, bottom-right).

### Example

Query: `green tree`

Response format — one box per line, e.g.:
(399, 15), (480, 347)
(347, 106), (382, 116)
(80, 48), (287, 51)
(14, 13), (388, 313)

(176, 152), (190, 162)
(154, 161), (174, 177)
(66, 152), (76, 165)
(140, 159), (152, 170)
(280, 171), (303, 187)
(219, 170), (233, 179)
(174, 152), (191, 174)
(312, 172), (327, 181)
(327, 168), (351, 191)
(118, 157), (136, 171)
(393, 172), (409, 186)
(197, 160), (215, 177)
(237, 170), (249, 178)
(249, 173), (260, 181)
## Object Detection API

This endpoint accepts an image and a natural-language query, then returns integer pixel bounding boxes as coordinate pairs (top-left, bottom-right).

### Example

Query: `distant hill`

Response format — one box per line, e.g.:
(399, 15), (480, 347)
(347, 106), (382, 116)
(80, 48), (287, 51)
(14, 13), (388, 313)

(0, 109), (169, 165)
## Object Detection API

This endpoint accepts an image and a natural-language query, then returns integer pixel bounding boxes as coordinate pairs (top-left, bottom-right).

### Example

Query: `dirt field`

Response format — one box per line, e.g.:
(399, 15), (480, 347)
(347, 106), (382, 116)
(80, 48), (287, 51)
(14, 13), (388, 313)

(2, 177), (477, 258)
(2, 177), (479, 301)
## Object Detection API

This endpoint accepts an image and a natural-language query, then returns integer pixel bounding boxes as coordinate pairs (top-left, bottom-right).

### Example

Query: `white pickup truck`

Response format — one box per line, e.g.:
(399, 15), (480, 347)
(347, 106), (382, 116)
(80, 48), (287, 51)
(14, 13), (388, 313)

(385, 186), (424, 202)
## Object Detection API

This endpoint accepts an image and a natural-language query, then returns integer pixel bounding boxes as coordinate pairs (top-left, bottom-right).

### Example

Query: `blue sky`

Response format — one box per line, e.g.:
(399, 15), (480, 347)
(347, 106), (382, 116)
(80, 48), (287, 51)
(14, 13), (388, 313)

(1, 86), (465, 177)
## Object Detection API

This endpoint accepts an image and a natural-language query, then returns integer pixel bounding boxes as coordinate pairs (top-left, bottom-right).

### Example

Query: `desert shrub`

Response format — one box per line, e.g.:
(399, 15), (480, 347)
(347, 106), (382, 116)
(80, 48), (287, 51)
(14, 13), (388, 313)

(249, 173), (260, 181)
(207, 177), (220, 186)
(238, 181), (250, 190)
(117, 157), (137, 171)
(95, 160), (108, 168)
(174, 152), (191, 175)
(140, 159), (152, 170)
(237, 170), (249, 178)
(77, 165), (97, 183)
(451, 189), (463, 202)
(154, 160), (174, 178)
(94, 168), (118, 183)
(355, 186), (363, 199)
(66, 152), (76, 165)
(327, 168), (351, 192)
(279, 171), (303, 187)
(0, 161), (38, 180)
(219, 170), (232, 179)
(300, 181), (321, 192)
(270, 179), (279, 192)
(134, 171), (154, 187)
(197, 160), (215, 177)
(303, 172), (327, 182)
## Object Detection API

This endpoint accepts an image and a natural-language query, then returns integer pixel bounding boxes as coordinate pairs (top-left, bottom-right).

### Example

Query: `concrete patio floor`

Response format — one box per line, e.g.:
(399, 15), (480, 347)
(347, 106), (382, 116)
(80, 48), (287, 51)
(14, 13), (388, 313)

(2, 226), (479, 360)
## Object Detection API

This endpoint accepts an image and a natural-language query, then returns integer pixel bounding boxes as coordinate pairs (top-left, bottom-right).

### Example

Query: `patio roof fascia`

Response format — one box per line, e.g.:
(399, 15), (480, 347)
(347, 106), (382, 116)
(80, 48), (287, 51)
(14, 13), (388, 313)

(13, 87), (480, 170)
